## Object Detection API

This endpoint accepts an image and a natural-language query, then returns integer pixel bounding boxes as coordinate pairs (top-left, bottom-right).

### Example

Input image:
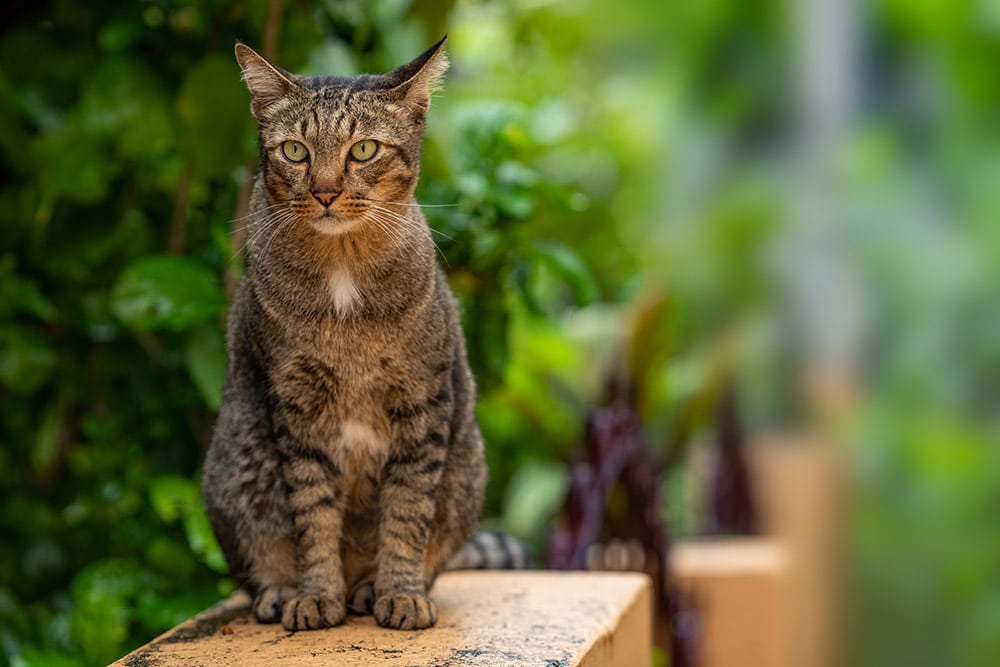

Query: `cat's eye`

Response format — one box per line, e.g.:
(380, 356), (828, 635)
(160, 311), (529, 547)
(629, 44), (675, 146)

(280, 140), (309, 163)
(349, 140), (378, 161)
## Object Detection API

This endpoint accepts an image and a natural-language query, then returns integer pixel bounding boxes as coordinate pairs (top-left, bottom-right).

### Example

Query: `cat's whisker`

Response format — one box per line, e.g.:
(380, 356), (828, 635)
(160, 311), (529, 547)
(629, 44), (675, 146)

(365, 205), (450, 267)
(229, 209), (285, 240)
(261, 213), (298, 259)
(365, 207), (427, 246)
(242, 211), (293, 251)
(367, 204), (429, 232)
(233, 208), (296, 260)
(367, 204), (446, 239)
(369, 208), (441, 245)
(364, 197), (457, 209)
(363, 202), (411, 225)
(362, 212), (418, 253)
(230, 202), (287, 219)
(429, 228), (455, 242)
(364, 213), (427, 258)
(227, 203), (289, 234)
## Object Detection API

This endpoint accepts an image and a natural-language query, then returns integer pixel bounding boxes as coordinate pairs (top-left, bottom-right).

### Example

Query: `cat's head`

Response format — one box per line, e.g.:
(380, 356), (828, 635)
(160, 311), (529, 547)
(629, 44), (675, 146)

(235, 38), (448, 239)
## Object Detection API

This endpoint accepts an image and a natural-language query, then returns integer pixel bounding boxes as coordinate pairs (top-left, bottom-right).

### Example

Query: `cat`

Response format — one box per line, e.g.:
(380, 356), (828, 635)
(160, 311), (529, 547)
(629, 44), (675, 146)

(201, 37), (494, 632)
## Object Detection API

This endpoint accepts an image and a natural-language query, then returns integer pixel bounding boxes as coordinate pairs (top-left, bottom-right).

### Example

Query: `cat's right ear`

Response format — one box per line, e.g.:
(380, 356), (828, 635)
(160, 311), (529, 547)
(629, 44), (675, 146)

(234, 43), (299, 121)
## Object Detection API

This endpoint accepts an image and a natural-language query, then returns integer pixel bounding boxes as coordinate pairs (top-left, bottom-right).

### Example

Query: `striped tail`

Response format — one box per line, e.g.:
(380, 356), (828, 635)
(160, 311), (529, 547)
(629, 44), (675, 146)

(447, 531), (533, 570)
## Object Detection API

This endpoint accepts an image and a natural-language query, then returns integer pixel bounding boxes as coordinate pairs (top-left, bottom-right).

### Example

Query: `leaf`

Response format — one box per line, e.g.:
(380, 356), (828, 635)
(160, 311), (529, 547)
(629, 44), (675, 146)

(150, 476), (227, 574)
(12, 648), (85, 667)
(69, 560), (142, 665)
(33, 121), (116, 205)
(150, 476), (188, 524)
(183, 503), (228, 574)
(462, 293), (509, 389)
(502, 460), (568, 541)
(0, 326), (56, 394)
(531, 241), (598, 305)
(0, 586), (32, 646)
(111, 256), (224, 332)
(491, 187), (534, 219)
(33, 403), (63, 473)
(134, 588), (215, 632)
(78, 59), (175, 164)
(176, 55), (249, 178)
(185, 325), (226, 410)
(0, 255), (57, 321)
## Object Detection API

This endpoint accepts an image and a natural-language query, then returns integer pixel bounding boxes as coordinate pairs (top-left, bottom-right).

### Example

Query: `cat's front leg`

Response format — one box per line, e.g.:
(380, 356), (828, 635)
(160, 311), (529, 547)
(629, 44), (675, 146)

(374, 425), (449, 630)
(279, 441), (349, 631)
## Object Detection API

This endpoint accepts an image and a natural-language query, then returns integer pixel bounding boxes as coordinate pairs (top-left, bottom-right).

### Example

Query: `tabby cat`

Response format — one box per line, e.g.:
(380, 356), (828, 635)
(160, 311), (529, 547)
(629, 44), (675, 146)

(201, 37), (491, 632)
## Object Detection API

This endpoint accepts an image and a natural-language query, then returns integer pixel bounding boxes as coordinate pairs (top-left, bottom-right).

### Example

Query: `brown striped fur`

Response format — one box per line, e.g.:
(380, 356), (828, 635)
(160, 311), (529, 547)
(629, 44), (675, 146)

(201, 38), (487, 632)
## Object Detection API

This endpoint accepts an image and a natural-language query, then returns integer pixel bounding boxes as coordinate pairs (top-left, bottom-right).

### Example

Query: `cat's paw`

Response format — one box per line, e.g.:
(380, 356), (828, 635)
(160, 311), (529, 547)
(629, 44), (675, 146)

(347, 581), (375, 615)
(253, 585), (296, 624)
(373, 592), (437, 630)
(281, 594), (346, 631)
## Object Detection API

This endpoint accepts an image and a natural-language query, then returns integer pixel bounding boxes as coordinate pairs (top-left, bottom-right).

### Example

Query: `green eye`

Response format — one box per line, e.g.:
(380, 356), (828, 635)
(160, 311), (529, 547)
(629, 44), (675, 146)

(280, 140), (308, 163)
(349, 140), (378, 161)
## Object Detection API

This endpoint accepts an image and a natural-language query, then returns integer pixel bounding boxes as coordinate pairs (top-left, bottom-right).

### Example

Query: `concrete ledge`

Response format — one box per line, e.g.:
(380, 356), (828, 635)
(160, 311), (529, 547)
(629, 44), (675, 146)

(111, 571), (651, 667)
(673, 538), (788, 667)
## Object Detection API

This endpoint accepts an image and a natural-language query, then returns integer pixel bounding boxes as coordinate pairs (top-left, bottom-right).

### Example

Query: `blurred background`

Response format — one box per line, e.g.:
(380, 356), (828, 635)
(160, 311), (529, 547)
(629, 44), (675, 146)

(1, 0), (998, 666)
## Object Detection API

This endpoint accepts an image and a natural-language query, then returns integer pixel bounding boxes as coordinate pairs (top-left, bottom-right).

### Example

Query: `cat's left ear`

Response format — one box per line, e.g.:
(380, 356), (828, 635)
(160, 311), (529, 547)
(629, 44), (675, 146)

(383, 36), (449, 115)
(235, 42), (302, 121)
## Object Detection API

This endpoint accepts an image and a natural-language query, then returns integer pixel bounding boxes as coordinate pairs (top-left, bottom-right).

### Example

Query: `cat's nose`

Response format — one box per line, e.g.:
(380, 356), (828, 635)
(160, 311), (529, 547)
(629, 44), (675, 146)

(311, 190), (341, 207)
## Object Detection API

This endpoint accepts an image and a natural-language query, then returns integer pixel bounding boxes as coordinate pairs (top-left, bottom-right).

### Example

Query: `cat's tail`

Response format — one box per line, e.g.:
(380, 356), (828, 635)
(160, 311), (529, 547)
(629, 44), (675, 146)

(447, 531), (533, 570)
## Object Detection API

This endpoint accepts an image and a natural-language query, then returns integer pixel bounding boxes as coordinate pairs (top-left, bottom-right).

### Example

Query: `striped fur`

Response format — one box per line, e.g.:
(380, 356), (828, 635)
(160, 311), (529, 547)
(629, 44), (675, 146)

(202, 38), (489, 632)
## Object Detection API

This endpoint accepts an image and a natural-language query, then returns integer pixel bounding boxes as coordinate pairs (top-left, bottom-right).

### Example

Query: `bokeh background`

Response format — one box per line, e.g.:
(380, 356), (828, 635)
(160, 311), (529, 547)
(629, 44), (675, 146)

(1, 0), (997, 665)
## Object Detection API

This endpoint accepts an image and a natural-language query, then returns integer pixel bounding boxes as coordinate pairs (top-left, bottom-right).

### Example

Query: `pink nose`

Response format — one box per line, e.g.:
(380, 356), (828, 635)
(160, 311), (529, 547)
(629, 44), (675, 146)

(312, 191), (340, 207)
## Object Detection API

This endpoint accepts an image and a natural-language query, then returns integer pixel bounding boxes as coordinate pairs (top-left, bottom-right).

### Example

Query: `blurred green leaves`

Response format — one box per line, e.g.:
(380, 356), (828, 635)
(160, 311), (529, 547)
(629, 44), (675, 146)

(501, 460), (568, 542)
(1, 5), (262, 666)
(0, 327), (57, 395)
(420, 96), (600, 385)
(70, 560), (144, 665)
(184, 326), (226, 411)
(149, 476), (227, 574)
(112, 256), (225, 332)
(176, 55), (247, 178)
(0, 257), (57, 395)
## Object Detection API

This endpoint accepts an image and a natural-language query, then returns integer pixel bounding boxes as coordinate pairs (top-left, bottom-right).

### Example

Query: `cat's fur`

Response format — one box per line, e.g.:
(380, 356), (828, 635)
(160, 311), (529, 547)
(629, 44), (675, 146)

(201, 37), (488, 632)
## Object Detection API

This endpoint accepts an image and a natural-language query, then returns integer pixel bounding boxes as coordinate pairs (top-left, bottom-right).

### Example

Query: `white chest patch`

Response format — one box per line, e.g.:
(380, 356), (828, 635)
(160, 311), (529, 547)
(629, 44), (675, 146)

(328, 269), (360, 315)
(340, 419), (386, 459)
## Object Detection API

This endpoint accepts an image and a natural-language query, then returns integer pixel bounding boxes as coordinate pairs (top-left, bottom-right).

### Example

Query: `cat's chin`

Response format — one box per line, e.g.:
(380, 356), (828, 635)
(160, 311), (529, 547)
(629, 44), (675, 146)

(308, 215), (359, 237)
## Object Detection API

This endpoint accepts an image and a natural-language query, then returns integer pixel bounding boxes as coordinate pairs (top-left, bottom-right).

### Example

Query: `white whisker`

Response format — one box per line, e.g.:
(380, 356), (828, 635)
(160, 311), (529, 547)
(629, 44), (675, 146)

(365, 204), (450, 267)
(369, 205), (454, 242)
(261, 213), (297, 259)
(231, 206), (295, 260)
(364, 197), (457, 209)
(226, 202), (288, 234)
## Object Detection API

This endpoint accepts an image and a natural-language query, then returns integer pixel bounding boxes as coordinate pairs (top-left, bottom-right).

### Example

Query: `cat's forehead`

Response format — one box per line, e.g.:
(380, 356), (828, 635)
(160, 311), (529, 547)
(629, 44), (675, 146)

(300, 74), (393, 112)
(263, 79), (399, 144)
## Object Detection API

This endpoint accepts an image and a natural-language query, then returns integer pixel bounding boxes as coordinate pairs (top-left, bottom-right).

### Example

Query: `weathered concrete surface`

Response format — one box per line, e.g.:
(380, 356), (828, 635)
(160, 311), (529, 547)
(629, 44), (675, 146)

(110, 571), (651, 667)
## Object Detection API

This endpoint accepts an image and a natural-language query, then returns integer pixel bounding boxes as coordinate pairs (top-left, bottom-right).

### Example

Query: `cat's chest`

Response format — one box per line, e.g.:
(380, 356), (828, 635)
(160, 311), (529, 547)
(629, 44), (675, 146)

(272, 345), (387, 421)
(272, 354), (391, 488)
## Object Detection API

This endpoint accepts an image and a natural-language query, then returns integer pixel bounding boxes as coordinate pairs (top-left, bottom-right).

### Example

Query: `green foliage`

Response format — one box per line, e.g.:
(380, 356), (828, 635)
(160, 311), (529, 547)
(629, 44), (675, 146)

(112, 256), (225, 332)
(3, 1), (996, 665)
(149, 476), (227, 574)
(0, 3), (462, 664)
(176, 55), (249, 178)
(0, 2), (607, 664)
(420, 97), (598, 385)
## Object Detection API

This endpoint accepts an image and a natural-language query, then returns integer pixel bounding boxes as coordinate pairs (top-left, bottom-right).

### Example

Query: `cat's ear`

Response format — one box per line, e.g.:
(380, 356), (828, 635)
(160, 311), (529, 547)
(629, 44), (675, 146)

(383, 36), (449, 115)
(234, 43), (300, 121)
